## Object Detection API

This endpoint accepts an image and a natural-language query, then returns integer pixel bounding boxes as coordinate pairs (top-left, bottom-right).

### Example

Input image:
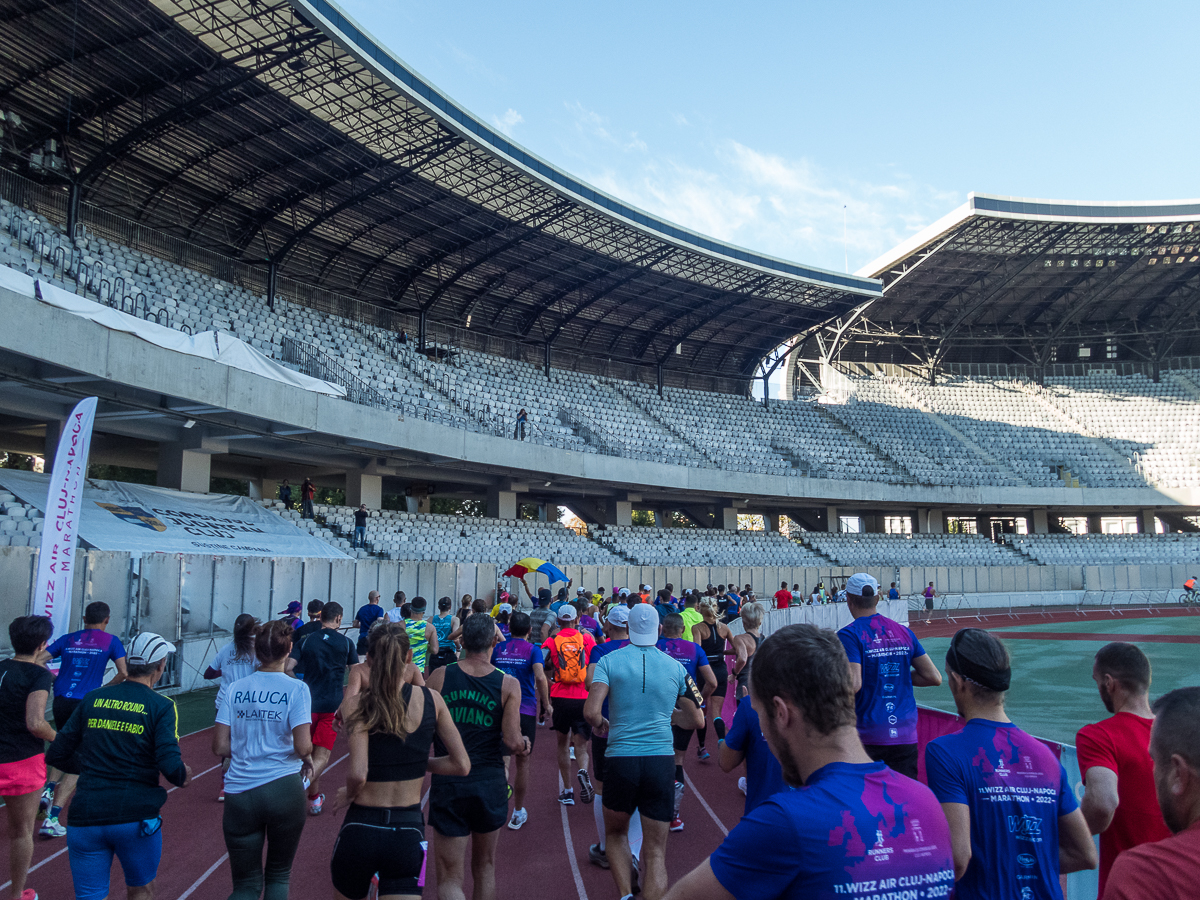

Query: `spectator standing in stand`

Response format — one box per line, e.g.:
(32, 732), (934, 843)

(515, 408), (528, 441)
(1102, 687), (1200, 900)
(40, 600), (128, 838)
(1077, 643), (1171, 895)
(46, 633), (192, 900)
(351, 591), (386, 657)
(352, 504), (369, 549)
(300, 477), (315, 519)
(837, 573), (941, 779)
(278, 479), (292, 510)
(1, 615), (56, 900)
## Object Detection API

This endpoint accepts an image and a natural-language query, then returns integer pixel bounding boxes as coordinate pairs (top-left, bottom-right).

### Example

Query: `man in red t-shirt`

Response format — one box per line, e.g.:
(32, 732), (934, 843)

(1077, 642), (1171, 895)
(1102, 686), (1200, 900)
(772, 581), (792, 610)
(542, 605), (597, 806)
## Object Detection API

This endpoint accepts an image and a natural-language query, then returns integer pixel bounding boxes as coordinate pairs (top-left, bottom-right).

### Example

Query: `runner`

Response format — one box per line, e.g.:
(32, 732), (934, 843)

(586, 604), (703, 900)
(837, 573), (940, 779)
(656, 613), (716, 832)
(526, 588), (556, 644)
(491, 611), (550, 830)
(427, 613), (529, 900)
(0, 615), (56, 900)
(351, 591), (386, 656)
(583, 605), (640, 873)
(772, 581), (792, 610)
(922, 581), (937, 622)
(40, 600), (128, 838)
(664, 624), (954, 900)
(329, 626), (469, 900)
(402, 597), (438, 673)
(729, 601), (764, 701)
(293, 601), (326, 642)
(288, 601), (357, 817)
(689, 597), (744, 761)
(1076, 642), (1170, 895)
(717, 692), (785, 815)
(925, 628), (1096, 898)
(494, 603), (512, 640)
(202, 613), (260, 802)
(278, 601), (303, 631)
(384, 591), (407, 624)
(542, 605), (596, 805)
(428, 596), (461, 671)
(679, 594), (703, 643)
(214, 619), (313, 899)
(45, 633), (192, 900)
(342, 622), (426, 713)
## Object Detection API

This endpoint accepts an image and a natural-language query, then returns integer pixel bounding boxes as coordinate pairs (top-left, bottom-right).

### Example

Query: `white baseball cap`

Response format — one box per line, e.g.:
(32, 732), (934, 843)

(605, 605), (630, 627)
(127, 632), (176, 666)
(557, 605), (578, 622)
(845, 572), (880, 598)
(497, 602), (513, 614)
(628, 604), (659, 646)
(618, 588), (630, 597)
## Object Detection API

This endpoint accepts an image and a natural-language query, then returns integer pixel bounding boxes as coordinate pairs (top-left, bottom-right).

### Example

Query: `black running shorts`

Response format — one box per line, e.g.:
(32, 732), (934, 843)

(551, 697), (591, 738)
(429, 770), (508, 837)
(602, 755), (675, 823)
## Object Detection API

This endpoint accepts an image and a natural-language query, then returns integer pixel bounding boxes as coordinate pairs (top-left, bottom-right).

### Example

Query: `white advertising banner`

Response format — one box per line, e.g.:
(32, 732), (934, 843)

(1, 469), (349, 560)
(32, 397), (97, 638)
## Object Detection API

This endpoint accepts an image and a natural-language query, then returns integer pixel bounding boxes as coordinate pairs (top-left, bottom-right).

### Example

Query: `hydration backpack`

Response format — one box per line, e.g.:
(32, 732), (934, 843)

(551, 631), (587, 686)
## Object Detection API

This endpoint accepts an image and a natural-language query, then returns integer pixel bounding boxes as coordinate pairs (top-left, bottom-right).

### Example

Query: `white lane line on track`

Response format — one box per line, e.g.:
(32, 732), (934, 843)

(557, 774), (589, 900)
(683, 770), (728, 837)
(0, 846), (68, 892)
(168, 761), (223, 793)
(177, 853), (229, 899)
(421, 787), (430, 809)
(171, 752), (350, 900)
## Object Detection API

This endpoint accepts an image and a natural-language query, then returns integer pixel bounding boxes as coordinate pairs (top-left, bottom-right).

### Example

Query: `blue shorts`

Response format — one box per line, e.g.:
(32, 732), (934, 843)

(68, 819), (163, 900)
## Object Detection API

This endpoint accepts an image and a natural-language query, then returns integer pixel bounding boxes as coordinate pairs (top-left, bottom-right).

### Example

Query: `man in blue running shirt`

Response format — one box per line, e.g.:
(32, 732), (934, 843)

(718, 693), (786, 816)
(491, 612), (550, 831)
(40, 600), (128, 837)
(837, 572), (941, 779)
(657, 613), (716, 832)
(925, 628), (1096, 899)
(664, 624), (955, 900)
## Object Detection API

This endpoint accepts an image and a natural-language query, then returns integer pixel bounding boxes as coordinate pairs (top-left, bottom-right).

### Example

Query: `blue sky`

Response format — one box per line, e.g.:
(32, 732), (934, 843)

(336, 0), (1200, 277)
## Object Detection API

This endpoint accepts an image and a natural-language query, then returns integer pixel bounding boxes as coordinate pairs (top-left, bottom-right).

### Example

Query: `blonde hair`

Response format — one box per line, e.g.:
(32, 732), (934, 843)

(347, 624), (412, 738)
(698, 597), (719, 620)
(741, 601), (765, 630)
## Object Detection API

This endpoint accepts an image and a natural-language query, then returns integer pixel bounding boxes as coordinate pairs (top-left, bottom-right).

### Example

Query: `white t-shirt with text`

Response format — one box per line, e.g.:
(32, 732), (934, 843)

(213, 641), (261, 708)
(217, 670), (312, 793)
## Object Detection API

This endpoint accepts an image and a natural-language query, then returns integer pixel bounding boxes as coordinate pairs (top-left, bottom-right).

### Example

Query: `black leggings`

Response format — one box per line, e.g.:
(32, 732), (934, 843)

(222, 773), (308, 900)
(330, 803), (425, 899)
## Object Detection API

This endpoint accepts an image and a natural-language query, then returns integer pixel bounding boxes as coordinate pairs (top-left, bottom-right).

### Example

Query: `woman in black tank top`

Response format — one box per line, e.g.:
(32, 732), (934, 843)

(690, 597), (742, 758)
(330, 627), (468, 900)
(732, 600), (766, 700)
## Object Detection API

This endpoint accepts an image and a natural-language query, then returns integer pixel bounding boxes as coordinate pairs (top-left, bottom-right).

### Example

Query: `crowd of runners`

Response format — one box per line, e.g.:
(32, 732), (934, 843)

(1, 576), (1198, 900)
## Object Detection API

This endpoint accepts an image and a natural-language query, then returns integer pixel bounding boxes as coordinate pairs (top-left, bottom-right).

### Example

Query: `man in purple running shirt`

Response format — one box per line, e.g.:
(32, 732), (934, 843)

(491, 611), (550, 830)
(925, 628), (1096, 900)
(664, 623), (955, 900)
(837, 572), (941, 779)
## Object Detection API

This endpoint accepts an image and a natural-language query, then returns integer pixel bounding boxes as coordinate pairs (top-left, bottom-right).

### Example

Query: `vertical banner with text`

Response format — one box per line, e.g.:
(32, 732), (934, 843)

(32, 397), (98, 638)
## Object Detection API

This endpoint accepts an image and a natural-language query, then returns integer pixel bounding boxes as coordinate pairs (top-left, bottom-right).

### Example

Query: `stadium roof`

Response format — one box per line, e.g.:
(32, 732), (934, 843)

(0, 0), (881, 380)
(828, 193), (1200, 373)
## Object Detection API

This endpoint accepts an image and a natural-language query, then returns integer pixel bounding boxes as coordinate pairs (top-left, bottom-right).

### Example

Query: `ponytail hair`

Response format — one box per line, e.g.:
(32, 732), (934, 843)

(349, 623), (414, 738)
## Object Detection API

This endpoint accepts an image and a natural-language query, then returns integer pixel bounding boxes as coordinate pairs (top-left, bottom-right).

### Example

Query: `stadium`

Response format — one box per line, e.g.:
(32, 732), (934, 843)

(0, 1), (1198, 898)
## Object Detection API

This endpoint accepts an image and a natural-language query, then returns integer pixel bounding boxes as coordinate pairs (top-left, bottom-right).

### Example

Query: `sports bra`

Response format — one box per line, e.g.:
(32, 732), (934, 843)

(698, 621), (725, 666)
(365, 684), (436, 782)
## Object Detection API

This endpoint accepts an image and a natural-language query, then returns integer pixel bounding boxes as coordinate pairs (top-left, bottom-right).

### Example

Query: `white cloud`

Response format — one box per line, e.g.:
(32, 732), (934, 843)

(492, 108), (524, 136)
(559, 105), (958, 273)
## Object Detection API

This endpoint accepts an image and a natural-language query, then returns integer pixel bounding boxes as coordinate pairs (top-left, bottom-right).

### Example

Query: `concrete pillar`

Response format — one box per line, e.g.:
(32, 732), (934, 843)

(653, 509), (666, 528)
(487, 488), (517, 520)
(346, 473), (382, 509)
(1137, 509), (1157, 534)
(766, 513), (782, 533)
(260, 479), (279, 504)
(1032, 509), (1050, 534)
(42, 419), (65, 472)
(721, 507), (738, 531)
(927, 509), (944, 534)
(975, 514), (991, 538)
(537, 503), (548, 522)
(914, 509), (929, 534)
(157, 442), (212, 493)
(862, 515), (885, 534)
(607, 499), (633, 527)
(1086, 514), (1104, 534)
(825, 505), (839, 533)
(248, 478), (264, 501)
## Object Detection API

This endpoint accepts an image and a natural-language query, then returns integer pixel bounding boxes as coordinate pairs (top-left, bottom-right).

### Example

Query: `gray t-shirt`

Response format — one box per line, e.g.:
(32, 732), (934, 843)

(593, 644), (699, 757)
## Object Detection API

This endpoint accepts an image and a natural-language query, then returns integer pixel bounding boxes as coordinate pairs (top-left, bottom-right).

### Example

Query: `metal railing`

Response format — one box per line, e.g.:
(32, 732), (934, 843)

(280, 336), (390, 409)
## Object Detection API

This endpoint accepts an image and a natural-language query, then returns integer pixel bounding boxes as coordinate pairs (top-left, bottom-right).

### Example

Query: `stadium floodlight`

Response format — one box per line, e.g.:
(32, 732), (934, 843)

(183, 419), (197, 428)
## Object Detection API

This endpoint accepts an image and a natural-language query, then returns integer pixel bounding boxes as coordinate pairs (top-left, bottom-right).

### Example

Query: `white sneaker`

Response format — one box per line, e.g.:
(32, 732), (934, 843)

(737, 777), (747, 796)
(39, 816), (66, 838)
(508, 807), (528, 830)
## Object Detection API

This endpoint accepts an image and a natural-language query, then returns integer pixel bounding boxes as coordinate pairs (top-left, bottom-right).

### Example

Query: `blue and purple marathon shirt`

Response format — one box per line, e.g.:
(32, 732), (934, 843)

(837, 613), (926, 745)
(588, 638), (629, 719)
(710, 760), (955, 900)
(491, 637), (540, 716)
(656, 636), (706, 681)
(47, 628), (126, 700)
(925, 719), (1077, 900)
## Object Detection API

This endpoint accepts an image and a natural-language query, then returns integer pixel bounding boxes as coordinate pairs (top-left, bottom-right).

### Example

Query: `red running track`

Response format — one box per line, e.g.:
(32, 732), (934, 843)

(3, 692), (748, 900)
(913, 605), (1200, 639)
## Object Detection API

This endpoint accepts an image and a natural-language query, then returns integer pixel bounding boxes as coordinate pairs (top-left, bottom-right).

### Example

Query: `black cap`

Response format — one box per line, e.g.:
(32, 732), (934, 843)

(306, 599), (324, 614)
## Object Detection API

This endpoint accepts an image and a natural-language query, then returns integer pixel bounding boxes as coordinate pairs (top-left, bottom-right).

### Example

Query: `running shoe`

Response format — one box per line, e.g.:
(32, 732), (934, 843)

(507, 783), (514, 800)
(577, 769), (595, 804)
(738, 776), (747, 795)
(669, 816), (685, 832)
(696, 746), (710, 762)
(588, 843), (610, 869)
(37, 785), (53, 819)
(19, 890), (37, 900)
(557, 789), (575, 806)
(308, 793), (325, 816)
(508, 808), (528, 830)
(217, 788), (225, 802)
(38, 816), (66, 838)
(673, 780), (685, 818)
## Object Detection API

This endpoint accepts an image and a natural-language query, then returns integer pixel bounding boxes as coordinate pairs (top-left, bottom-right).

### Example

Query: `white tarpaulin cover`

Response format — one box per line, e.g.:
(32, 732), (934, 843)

(11, 270), (347, 398)
(0, 469), (349, 559)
